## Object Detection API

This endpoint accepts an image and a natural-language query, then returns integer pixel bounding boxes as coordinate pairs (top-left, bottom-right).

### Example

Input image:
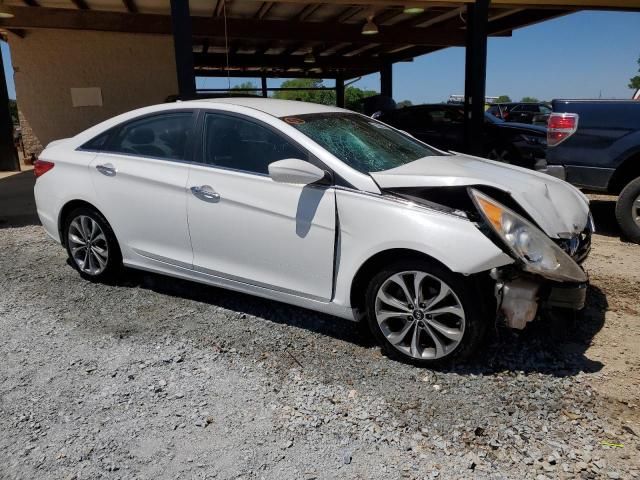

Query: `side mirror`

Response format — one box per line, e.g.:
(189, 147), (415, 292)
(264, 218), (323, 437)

(268, 158), (328, 185)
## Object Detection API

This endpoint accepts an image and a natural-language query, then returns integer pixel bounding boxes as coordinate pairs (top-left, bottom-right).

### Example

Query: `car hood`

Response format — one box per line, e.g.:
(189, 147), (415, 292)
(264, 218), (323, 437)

(370, 153), (590, 238)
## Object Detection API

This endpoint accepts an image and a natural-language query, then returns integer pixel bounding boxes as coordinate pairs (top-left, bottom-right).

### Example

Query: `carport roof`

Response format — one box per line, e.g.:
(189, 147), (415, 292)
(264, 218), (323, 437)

(1, 0), (639, 80)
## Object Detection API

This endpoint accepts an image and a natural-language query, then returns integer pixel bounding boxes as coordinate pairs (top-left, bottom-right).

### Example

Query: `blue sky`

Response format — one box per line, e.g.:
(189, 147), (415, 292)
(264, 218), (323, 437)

(3, 10), (640, 103)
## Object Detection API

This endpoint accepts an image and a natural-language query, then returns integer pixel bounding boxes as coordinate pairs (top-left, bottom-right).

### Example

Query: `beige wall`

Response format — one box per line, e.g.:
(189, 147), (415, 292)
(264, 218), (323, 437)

(9, 29), (179, 155)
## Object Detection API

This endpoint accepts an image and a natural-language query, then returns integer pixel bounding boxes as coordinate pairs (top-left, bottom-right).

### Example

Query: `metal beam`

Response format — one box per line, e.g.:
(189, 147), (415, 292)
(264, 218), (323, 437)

(336, 74), (345, 108)
(0, 6), (516, 46)
(71, 0), (90, 9)
(380, 62), (392, 98)
(261, 75), (268, 97)
(0, 44), (19, 171)
(170, 0), (196, 99)
(193, 52), (397, 70)
(122, 0), (138, 13)
(463, 0), (489, 156)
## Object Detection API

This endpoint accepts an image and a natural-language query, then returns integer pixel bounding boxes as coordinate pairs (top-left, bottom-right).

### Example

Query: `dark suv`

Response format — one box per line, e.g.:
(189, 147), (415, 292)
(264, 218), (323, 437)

(377, 104), (547, 168)
(487, 103), (551, 125)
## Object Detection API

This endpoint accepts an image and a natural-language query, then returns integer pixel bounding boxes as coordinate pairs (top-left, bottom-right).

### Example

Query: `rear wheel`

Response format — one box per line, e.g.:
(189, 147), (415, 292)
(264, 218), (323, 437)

(63, 206), (122, 281)
(365, 258), (487, 366)
(615, 177), (640, 243)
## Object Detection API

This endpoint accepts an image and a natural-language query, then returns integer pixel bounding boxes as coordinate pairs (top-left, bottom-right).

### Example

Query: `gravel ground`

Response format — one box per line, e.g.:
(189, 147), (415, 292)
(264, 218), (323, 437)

(1, 221), (639, 480)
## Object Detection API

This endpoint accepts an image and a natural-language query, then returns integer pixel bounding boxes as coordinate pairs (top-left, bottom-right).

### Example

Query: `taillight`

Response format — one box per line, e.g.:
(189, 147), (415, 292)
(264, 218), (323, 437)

(547, 113), (579, 147)
(34, 160), (55, 178)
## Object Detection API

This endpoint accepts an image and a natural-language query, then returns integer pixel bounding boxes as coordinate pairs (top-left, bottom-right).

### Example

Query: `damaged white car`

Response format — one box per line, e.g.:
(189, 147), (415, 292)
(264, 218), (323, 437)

(34, 98), (592, 366)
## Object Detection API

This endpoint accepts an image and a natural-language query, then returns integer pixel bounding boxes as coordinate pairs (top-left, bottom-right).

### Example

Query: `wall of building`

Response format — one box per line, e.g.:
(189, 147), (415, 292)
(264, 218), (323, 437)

(8, 29), (178, 156)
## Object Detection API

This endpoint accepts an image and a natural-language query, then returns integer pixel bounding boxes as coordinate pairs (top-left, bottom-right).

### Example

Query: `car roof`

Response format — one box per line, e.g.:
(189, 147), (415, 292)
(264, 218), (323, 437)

(182, 97), (345, 117)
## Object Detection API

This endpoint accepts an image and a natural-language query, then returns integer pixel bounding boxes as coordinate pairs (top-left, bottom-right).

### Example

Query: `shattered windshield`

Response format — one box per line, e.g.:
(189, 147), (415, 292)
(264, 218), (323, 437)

(282, 113), (441, 174)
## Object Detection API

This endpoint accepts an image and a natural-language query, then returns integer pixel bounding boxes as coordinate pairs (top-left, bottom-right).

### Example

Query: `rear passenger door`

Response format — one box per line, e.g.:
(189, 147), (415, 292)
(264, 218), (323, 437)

(88, 110), (196, 266)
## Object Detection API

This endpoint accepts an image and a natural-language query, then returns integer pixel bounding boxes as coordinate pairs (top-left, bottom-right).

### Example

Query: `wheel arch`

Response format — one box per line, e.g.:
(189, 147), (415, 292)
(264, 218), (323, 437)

(58, 199), (109, 246)
(608, 150), (640, 194)
(349, 248), (455, 313)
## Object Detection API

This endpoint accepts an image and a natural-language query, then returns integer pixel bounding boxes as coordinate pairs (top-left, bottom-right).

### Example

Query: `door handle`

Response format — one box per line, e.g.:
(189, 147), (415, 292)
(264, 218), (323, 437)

(96, 163), (117, 177)
(190, 185), (221, 201)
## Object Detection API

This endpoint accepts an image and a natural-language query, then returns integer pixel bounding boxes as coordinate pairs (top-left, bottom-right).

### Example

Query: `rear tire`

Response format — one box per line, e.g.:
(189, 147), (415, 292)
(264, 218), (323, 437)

(615, 177), (640, 243)
(364, 258), (488, 367)
(63, 206), (122, 282)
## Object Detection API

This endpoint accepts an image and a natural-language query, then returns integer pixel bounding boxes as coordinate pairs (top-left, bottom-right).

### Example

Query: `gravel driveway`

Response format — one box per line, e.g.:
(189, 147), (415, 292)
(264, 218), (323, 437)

(1, 219), (639, 479)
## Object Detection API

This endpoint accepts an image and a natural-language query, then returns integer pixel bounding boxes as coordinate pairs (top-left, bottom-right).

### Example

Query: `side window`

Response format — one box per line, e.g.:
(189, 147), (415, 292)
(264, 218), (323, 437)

(108, 112), (193, 160)
(202, 113), (307, 175)
(80, 130), (112, 151)
(429, 108), (463, 125)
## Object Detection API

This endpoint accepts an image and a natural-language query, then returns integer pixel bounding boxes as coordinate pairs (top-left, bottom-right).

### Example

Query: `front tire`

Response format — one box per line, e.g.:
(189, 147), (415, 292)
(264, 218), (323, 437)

(63, 206), (122, 282)
(365, 258), (487, 367)
(615, 177), (640, 243)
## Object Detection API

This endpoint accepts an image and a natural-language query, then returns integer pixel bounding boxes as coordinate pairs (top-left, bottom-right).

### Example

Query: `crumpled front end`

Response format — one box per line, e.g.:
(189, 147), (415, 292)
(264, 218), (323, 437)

(380, 179), (592, 331)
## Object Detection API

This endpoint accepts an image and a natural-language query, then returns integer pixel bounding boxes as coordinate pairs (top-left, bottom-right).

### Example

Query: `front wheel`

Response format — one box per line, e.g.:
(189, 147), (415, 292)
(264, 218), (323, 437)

(365, 258), (487, 367)
(615, 177), (640, 243)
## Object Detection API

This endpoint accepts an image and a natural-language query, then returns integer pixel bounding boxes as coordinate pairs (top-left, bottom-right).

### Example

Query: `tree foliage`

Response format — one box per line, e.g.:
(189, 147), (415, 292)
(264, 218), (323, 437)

(629, 55), (640, 90)
(272, 78), (377, 112)
(496, 95), (511, 103)
(231, 81), (259, 95)
(232, 81), (258, 90)
(396, 100), (413, 108)
(521, 96), (539, 103)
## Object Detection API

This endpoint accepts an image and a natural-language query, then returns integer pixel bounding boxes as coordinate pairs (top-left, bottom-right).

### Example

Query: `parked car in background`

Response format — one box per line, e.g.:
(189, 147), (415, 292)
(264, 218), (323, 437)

(33, 98), (591, 366)
(377, 104), (547, 168)
(538, 99), (640, 242)
(487, 103), (551, 125)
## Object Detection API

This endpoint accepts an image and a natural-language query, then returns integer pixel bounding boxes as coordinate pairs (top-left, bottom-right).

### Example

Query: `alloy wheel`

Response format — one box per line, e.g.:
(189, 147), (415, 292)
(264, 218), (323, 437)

(374, 271), (466, 360)
(67, 215), (109, 276)
(633, 194), (640, 228)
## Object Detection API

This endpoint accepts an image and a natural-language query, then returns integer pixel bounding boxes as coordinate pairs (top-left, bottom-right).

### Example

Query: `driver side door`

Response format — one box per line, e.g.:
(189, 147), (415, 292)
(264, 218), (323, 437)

(186, 111), (337, 300)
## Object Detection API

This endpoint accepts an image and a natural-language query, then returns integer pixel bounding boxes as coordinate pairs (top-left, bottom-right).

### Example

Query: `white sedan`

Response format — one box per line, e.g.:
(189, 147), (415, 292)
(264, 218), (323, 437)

(34, 98), (592, 366)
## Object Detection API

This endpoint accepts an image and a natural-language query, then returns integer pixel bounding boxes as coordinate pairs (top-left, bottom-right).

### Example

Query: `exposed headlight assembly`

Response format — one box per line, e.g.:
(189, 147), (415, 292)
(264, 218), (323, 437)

(470, 189), (587, 283)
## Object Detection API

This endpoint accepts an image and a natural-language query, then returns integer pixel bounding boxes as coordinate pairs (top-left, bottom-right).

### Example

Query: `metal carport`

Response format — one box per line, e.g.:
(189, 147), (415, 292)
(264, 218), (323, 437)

(1, 0), (639, 171)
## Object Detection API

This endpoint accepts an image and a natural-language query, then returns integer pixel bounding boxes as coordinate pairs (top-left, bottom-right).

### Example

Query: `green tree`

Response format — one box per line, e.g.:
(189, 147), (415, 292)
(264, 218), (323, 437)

(344, 85), (377, 111)
(629, 55), (640, 90)
(231, 81), (259, 95)
(521, 96), (539, 103)
(396, 100), (413, 108)
(273, 78), (335, 105)
(496, 95), (511, 103)
(272, 78), (377, 111)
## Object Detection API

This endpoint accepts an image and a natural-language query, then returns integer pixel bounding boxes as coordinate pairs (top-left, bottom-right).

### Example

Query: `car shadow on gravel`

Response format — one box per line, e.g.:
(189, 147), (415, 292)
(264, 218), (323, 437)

(457, 284), (607, 377)
(114, 266), (607, 378)
(115, 267), (374, 348)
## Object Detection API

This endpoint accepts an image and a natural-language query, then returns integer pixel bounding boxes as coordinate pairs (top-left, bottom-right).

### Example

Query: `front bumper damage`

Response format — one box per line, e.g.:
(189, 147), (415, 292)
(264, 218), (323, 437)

(492, 270), (587, 330)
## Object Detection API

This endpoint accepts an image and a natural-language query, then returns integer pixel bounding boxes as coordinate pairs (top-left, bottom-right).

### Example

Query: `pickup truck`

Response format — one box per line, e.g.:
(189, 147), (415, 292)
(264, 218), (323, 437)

(539, 99), (640, 242)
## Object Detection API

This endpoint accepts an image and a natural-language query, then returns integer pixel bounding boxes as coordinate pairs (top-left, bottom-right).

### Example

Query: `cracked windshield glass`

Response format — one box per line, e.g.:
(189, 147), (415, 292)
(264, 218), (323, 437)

(283, 113), (441, 173)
